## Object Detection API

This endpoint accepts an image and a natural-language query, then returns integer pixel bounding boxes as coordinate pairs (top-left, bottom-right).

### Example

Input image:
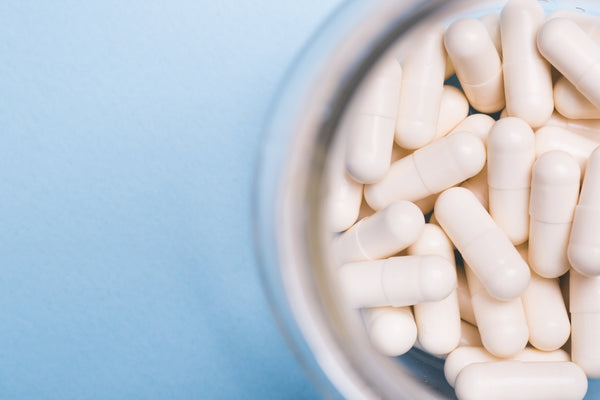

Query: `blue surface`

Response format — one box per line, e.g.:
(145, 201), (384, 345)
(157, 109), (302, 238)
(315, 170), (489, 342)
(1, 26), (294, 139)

(0, 1), (340, 398)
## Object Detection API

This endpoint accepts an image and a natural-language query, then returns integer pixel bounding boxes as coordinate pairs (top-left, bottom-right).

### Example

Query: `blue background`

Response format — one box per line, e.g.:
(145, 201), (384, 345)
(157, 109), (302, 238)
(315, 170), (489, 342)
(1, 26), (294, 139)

(0, 1), (340, 398)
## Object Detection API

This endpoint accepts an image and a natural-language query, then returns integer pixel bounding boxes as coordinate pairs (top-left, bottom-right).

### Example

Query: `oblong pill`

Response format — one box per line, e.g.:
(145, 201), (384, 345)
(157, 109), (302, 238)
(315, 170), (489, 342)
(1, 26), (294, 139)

(501, 0), (553, 127)
(449, 113), (495, 145)
(569, 146), (600, 276)
(365, 306), (417, 357)
(334, 200), (424, 264)
(365, 132), (485, 210)
(456, 266), (476, 326)
(570, 269), (600, 378)
(434, 85), (469, 140)
(345, 58), (402, 184)
(535, 125), (599, 175)
(538, 18), (600, 110)
(435, 187), (530, 301)
(337, 255), (456, 308)
(444, 18), (504, 112)
(454, 361), (588, 400)
(529, 151), (580, 278)
(408, 224), (461, 355)
(487, 117), (535, 245)
(554, 76), (600, 120)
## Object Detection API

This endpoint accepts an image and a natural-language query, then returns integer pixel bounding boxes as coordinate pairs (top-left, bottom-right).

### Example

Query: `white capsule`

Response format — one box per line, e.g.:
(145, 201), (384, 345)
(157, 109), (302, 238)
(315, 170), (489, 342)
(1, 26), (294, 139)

(459, 321), (482, 348)
(364, 132), (485, 210)
(538, 18), (600, 110)
(365, 306), (417, 357)
(334, 200), (424, 265)
(535, 125), (599, 175)
(435, 187), (530, 301)
(444, 18), (504, 113)
(434, 85), (469, 140)
(544, 111), (600, 143)
(345, 58), (402, 184)
(569, 147), (600, 276)
(480, 13), (502, 58)
(337, 255), (456, 308)
(548, 9), (600, 44)
(529, 151), (580, 278)
(456, 265), (476, 326)
(521, 270), (571, 351)
(461, 167), (489, 210)
(554, 76), (600, 120)
(465, 265), (528, 358)
(570, 269), (600, 378)
(444, 346), (570, 388)
(408, 224), (460, 355)
(501, 0), (553, 127)
(323, 129), (363, 232)
(487, 117), (535, 245)
(449, 113), (495, 146)
(396, 26), (446, 149)
(454, 361), (588, 400)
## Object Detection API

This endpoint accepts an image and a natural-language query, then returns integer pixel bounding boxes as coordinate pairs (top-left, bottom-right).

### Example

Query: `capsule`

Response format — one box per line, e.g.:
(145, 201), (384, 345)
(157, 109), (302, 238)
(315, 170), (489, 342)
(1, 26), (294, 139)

(444, 346), (570, 388)
(345, 58), (402, 184)
(434, 85), (469, 140)
(465, 265), (528, 358)
(449, 113), (495, 145)
(569, 147), (600, 276)
(570, 269), (600, 378)
(529, 151), (580, 278)
(535, 125), (599, 174)
(456, 266), (476, 326)
(501, 0), (553, 127)
(365, 306), (417, 356)
(554, 76), (600, 120)
(454, 361), (588, 400)
(544, 111), (600, 143)
(487, 117), (535, 245)
(364, 132), (485, 210)
(334, 200), (424, 265)
(444, 18), (504, 112)
(459, 321), (482, 348)
(435, 187), (530, 301)
(480, 13), (502, 57)
(538, 18), (600, 110)
(396, 25), (446, 149)
(408, 224), (460, 355)
(337, 255), (456, 308)
(323, 127), (363, 232)
(548, 9), (600, 44)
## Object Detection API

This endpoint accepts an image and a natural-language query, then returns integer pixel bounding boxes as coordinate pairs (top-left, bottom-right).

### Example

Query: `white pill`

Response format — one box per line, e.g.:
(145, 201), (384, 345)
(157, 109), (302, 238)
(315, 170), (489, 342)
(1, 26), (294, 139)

(570, 269), (600, 377)
(554, 76), (600, 120)
(408, 224), (461, 355)
(454, 361), (588, 400)
(480, 13), (502, 58)
(449, 113), (495, 145)
(337, 255), (456, 308)
(444, 346), (570, 388)
(334, 200), (424, 265)
(487, 117), (535, 245)
(345, 58), (402, 184)
(548, 9), (600, 44)
(535, 125), (599, 174)
(544, 111), (600, 143)
(538, 18), (600, 110)
(435, 187), (530, 301)
(569, 147), (600, 276)
(396, 25), (446, 149)
(444, 18), (504, 113)
(364, 132), (485, 210)
(519, 253), (571, 351)
(529, 151), (580, 278)
(323, 129), (363, 232)
(434, 85), (469, 140)
(501, 0), (553, 127)
(461, 167), (489, 210)
(456, 266), (476, 326)
(465, 265), (528, 358)
(459, 321), (482, 348)
(365, 306), (417, 357)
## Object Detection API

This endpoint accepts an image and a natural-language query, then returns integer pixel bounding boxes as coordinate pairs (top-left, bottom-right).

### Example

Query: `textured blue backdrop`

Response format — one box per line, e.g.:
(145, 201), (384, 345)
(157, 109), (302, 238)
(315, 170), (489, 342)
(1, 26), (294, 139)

(0, 1), (340, 398)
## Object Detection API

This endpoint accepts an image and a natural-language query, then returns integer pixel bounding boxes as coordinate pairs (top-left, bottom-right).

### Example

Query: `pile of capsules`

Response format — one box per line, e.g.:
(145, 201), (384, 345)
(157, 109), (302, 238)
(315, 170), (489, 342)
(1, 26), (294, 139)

(324, 0), (600, 399)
